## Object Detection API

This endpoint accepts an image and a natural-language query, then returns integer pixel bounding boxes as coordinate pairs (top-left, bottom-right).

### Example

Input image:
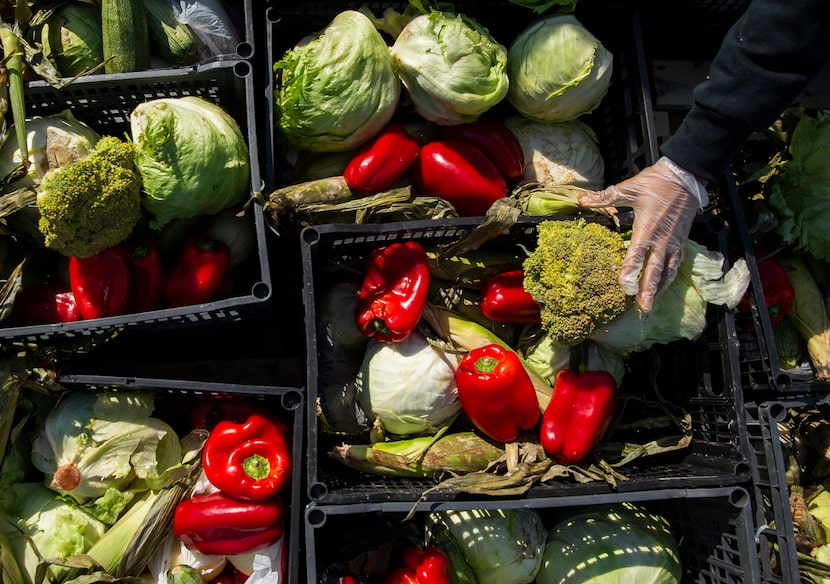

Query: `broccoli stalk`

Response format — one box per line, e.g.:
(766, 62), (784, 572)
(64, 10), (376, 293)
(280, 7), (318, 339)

(36, 136), (142, 258)
(522, 218), (631, 346)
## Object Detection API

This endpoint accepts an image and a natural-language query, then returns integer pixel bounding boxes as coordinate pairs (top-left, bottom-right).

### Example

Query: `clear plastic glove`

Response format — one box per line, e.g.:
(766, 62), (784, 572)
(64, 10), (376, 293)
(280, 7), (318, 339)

(578, 156), (708, 313)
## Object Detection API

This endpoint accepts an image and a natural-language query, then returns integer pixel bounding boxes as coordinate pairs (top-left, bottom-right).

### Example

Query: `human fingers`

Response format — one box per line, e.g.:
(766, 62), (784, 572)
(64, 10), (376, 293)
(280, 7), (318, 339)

(577, 185), (626, 208)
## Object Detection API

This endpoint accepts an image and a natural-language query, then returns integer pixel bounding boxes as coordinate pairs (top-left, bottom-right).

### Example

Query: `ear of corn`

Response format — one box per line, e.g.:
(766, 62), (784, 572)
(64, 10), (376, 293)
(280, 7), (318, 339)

(0, 24), (26, 162)
(70, 430), (207, 579)
(780, 255), (830, 381)
(329, 432), (505, 478)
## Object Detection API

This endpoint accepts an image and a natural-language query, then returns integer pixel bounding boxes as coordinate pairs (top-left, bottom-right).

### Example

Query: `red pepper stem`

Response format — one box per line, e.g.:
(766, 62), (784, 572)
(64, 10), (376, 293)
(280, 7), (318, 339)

(371, 318), (392, 336)
(474, 356), (499, 374)
(243, 454), (271, 481)
(130, 243), (152, 259)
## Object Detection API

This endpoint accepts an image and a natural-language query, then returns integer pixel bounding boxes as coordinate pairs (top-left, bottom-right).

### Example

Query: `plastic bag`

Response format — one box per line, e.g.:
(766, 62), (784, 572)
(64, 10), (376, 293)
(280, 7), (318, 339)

(171, 0), (241, 59)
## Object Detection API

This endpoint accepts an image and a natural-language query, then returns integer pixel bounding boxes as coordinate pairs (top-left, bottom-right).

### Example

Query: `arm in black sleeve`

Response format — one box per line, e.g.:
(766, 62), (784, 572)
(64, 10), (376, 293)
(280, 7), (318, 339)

(660, 0), (830, 184)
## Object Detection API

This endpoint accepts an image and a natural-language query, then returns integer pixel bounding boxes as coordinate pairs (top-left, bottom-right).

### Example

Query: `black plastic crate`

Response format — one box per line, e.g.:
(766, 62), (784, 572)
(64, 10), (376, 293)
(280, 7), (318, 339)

(262, 0), (658, 193)
(743, 395), (830, 584)
(34, 1), (255, 73)
(304, 486), (759, 584)
(720, 169), (830, 395)
(44, 374), (304, 584)
(300, 215), (751, 505)
(0, 60), (272, 345)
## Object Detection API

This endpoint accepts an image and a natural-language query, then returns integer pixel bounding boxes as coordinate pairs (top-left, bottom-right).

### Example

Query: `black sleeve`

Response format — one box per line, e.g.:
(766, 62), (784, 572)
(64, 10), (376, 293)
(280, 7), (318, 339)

(660, 0), (830, 183)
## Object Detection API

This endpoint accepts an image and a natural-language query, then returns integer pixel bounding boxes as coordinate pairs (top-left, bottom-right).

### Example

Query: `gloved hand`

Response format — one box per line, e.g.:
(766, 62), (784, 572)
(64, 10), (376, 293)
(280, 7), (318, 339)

(578, 156), (708, 313)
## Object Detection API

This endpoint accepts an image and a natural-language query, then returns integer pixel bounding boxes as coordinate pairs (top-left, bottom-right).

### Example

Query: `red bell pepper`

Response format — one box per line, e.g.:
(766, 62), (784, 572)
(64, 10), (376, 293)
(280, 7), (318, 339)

(163, 234), (230, 308)
(344, 124), (421, 196)
(355, 241), (430, 343)
(385, 568), (420, 584)
(386, 546), (451, 584)
(442, 117), (525, 184)
(203, 413), (292, 501)
(190, 395), (291, 437)
(410, 140), (507, 217)
(68, 244), (131, 320)
(540, 368), (617, 465)
(479, 269), (541, 324)
(737, 248), (795, 326)
(124, 238), (163, 313)
(455, 343), (541, 443)
(173, 491), (284, 556)
(12, 283), (80, 325)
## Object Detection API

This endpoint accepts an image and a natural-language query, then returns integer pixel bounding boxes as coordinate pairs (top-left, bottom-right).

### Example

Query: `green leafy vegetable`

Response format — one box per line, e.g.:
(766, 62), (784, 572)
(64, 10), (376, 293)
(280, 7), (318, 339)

(36, 2), (105, 78)
(0, 110), (101, 192)
(356, 329), (460, 436)
(769, 109), (830, 262)
(0, 482), (107, 582)
(590, 239), (750, 355)
(131, 96), (250, 229)
(425, 508), (547, 584)
(274, 10), (400, 152)
(523, 218), (630, 346)
(30, 391), (182, 506)
(507, 14), (613, 122)
(37, 136), (142, 258)
(536, 502), (681, 584)
(508, 0), (578, 14)
(390, 11), (509, 125)
(503, 115), (605, 189)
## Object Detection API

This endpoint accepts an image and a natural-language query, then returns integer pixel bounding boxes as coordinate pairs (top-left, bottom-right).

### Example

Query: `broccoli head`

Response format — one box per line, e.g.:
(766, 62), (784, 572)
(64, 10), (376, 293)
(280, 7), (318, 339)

(523, 218), (631, 346)
(37, 136), (142, 258)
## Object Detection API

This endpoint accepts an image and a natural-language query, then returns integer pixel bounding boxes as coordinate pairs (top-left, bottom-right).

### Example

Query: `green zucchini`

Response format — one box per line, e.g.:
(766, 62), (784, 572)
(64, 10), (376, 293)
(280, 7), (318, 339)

(166, 564), (207, 584)
(101, 0), (150, 73)
(774, 316), (804, 370)
(144, 0), (199, 65)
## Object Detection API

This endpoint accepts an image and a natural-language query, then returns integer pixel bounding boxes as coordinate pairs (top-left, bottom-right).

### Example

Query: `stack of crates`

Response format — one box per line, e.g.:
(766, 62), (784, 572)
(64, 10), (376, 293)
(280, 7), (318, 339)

(0, 3), (305, 583)
(264, 1), (766, 582)
(722, 141), (830, 582)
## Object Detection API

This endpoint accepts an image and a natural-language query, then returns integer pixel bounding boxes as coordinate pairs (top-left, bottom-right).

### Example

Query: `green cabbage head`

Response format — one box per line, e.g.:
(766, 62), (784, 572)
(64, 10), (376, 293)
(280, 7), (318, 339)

(507, 14), (613, 122)
(356, 330), (460, 436)
(391, 11), (509, 125)
(30, 390), (182, 505)
(38, 1), (104, 77)
(274, 10), (401, 152)
(504, 115), (605, 188)
(0, 483), (107, 582)
(536, 502), (681, 584)
(0, 110), (101, 193)
(130, 96), (250, 228)
(426, 508), (546, 584)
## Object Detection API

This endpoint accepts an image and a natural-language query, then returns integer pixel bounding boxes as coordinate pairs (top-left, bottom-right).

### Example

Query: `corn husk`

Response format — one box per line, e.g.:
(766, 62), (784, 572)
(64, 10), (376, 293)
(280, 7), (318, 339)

(330, 432), (504, 479)
(793, 485), (828, 553)
(264, 184), (457, 229)
(779, 254), (830, 380)
(426, 251), (526, 290)
(798, 410), (830, 461)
